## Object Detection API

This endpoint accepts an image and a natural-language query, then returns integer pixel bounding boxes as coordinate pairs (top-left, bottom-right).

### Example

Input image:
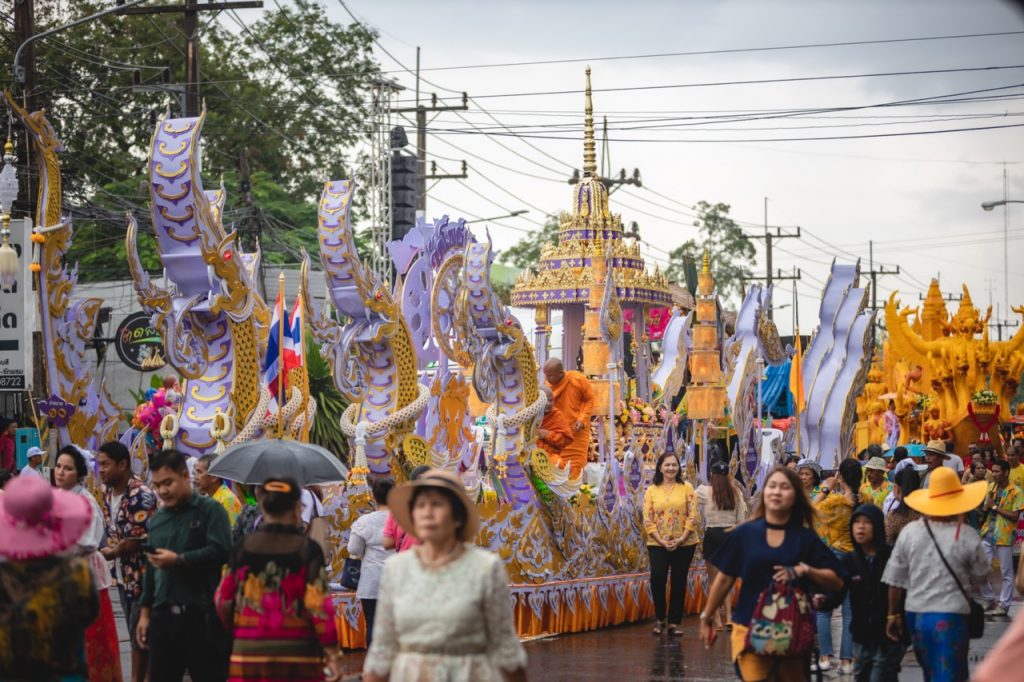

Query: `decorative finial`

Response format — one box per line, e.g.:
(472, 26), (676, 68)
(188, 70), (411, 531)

(3, 137), (12, 158)
(583, 66), (596, 178)
(702, 249), (711, 273)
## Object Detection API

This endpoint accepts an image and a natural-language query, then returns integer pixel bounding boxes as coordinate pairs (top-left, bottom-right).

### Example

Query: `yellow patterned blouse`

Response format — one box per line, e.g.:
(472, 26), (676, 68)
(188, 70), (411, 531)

(643, 482), (699, 547)
(814, 492), (854, 553)
(860, 480), (893, 509)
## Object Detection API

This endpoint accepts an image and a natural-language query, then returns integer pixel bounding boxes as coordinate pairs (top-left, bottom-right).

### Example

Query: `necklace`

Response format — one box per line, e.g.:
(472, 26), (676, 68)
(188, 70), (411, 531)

(416, 542), (464, 570)
(765, 520), (789, 530)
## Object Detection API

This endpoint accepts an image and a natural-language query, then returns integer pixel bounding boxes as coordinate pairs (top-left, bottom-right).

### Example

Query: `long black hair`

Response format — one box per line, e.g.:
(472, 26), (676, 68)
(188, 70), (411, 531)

(652, 452), (684, 485)
(894, 467), (921, 515)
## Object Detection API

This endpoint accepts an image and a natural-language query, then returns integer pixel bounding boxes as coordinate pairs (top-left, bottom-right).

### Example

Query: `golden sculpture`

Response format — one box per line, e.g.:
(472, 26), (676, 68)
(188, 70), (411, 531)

(880, 279), (1024, 453)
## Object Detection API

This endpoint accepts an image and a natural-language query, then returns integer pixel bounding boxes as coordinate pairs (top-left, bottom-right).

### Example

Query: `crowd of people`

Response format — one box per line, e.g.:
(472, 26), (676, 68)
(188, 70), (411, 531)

(634, 434), (1024, 681)
(2, 384), (1024, 682)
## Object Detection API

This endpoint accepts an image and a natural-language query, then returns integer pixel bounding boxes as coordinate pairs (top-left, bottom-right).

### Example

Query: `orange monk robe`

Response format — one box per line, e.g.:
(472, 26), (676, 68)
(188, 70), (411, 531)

(547, 370), (596, 477)
(538, 406), (574, 463)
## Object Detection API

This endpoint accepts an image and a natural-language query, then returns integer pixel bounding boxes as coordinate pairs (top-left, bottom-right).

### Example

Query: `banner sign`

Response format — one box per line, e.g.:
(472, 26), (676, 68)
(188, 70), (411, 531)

(36, 394), (75, 427)
(0, 218), (33, 391)
(115, 311), (166, 372)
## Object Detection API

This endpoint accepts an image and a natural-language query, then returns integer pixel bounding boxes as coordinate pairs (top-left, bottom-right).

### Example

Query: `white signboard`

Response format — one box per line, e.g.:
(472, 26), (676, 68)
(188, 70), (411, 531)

(0, 218), (34, 391)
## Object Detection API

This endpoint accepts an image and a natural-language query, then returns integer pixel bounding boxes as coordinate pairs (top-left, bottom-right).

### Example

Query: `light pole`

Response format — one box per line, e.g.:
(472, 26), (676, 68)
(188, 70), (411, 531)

(981, 196), (1024, 318)
(465, 210), (528, 224)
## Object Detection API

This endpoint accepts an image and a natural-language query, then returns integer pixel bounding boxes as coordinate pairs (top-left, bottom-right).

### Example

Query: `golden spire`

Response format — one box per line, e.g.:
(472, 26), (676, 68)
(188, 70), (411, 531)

(583, 66), (596, 178)
(702, 249), (711, 273)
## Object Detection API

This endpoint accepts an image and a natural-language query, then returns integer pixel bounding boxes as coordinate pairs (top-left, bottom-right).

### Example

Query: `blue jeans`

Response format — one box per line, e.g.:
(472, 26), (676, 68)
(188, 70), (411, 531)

(817, 549), (853, 660)
(853, 640), (904, 682)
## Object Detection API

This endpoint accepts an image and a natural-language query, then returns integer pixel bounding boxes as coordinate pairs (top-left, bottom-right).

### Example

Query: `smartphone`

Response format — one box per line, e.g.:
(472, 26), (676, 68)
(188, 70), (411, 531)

(142, 543), (157, 554)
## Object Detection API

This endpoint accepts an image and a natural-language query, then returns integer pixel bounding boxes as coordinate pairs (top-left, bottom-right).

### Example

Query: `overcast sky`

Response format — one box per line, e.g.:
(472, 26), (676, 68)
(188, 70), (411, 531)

(242, 1), (1024, 336)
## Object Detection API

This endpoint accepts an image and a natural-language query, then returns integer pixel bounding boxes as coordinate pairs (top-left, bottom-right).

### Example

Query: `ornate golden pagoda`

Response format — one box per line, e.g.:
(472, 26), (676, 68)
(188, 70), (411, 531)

(685, 251), (726, 419)
(510, 68), (671, 311)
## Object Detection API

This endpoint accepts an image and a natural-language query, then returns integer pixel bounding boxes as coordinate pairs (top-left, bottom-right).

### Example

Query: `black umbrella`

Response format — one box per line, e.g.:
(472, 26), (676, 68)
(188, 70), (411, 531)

(208, 439), (348, 486)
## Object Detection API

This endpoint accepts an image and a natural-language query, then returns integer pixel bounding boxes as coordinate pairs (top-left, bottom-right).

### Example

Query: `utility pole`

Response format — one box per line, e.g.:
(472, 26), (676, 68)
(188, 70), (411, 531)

(12, 0), (38, 217)
(566, 116), (642, 194)
(866, 240), (900, 313)
(747, 198), (801, 320)
(990, 318), (1019, 342)
(238, 148), (266, 300)
(117, 0), (264, 117)
(918, 290), (962, 302)
(394, 48), (468, 218)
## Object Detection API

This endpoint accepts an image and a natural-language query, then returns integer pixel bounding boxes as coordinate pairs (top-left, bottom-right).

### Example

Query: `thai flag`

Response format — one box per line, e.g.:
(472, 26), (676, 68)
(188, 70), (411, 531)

(265, 291), (293, 398)
(289, 296), (304, 369)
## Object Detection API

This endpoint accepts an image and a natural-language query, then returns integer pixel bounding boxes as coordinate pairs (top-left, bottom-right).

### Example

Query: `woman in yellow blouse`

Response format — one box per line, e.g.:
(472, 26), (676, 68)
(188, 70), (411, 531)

(643, 452), (699, 637)
(811, 458), (862, 674)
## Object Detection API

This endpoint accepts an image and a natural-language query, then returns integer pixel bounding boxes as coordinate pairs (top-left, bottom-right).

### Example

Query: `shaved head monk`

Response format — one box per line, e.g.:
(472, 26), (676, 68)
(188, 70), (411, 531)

(537, 386), (573, 467)
(543, 358), (595, 477)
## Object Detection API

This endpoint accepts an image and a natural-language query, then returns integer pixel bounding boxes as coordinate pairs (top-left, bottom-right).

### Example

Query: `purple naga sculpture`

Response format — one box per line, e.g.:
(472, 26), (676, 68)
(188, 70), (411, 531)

(5, 93), (120, 450)
(126, 110), (270, 458)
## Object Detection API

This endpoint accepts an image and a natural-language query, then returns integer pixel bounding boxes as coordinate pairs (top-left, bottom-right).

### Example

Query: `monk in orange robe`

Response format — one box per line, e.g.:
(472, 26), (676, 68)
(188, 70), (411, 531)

(538, 386), (574, 464)
(543, 358), (595, 477)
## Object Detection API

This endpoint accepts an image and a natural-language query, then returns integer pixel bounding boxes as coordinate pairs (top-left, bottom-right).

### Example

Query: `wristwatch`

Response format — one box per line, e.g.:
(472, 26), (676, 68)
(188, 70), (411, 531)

(819, 487), (830, 494)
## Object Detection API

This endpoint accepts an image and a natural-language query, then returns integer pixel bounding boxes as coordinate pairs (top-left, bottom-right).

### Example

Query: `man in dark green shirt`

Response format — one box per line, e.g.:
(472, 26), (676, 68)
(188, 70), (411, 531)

(136, 449), (231, 682)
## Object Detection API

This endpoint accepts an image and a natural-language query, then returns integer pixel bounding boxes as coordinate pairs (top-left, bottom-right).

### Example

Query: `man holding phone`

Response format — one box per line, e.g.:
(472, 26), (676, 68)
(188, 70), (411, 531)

(136, 449), (231, 682)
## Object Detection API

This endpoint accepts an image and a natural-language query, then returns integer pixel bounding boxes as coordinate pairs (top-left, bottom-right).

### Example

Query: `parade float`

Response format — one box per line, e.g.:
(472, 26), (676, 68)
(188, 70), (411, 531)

(796, 262), (874, 469)
(4, 94), (121, 450)
(850, 280), (1024, 455)
(117, 71), (709, 648)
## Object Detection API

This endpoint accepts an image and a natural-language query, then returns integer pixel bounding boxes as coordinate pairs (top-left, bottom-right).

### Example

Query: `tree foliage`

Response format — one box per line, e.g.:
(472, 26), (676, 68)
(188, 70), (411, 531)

(665, 201), (755, 301)
(1, 0), (379, 280)
(497, 214), (560, 270)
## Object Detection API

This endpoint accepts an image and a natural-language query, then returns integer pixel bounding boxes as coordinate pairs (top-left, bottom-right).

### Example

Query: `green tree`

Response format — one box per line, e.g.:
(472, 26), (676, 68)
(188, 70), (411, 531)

(665, 201), (755, 301)
(497, 214), (559, 270)
(2, 0), (379, 279)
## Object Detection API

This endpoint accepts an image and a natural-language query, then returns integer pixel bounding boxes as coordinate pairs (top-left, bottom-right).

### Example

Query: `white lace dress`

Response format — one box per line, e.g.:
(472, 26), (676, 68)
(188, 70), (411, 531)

(363, 544), (527, 681)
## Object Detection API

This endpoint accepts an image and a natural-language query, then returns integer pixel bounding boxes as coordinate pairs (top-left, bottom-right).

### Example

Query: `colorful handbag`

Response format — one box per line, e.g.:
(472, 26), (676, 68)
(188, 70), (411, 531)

(744, 579), (816, 656)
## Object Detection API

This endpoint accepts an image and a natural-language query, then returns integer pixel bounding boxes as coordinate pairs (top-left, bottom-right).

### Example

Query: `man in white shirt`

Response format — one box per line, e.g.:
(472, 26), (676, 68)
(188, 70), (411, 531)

(19, 446), (46, 479)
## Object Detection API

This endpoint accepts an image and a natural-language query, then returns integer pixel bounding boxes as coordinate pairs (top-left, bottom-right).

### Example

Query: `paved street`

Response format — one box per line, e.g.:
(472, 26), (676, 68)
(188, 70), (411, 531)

(115, 598), (1018, 680)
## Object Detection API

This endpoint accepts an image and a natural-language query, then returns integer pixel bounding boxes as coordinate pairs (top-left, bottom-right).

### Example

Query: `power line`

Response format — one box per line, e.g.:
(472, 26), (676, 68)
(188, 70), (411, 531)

(393, 30), (1024, 74)
(453, 64), (1024, 102)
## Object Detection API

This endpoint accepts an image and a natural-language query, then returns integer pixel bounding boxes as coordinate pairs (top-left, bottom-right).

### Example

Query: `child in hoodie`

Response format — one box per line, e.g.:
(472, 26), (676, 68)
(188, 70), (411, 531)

(817, 504), (905, 682)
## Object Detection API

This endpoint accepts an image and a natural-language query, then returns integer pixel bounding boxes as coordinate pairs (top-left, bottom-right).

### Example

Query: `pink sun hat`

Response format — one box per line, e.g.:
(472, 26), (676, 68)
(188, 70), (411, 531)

(0, 475), (92, 560)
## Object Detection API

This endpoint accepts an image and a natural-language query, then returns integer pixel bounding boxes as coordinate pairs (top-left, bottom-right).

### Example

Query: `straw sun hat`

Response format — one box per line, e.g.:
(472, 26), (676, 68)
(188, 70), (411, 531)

(904, 466), (987, 517)
(387, 469), (480, 542)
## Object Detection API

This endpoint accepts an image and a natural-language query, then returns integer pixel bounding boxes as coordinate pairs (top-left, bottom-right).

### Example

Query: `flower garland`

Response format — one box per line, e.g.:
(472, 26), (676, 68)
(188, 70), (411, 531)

(971, 389), (998, 406)
(967, 402), (1000, 444)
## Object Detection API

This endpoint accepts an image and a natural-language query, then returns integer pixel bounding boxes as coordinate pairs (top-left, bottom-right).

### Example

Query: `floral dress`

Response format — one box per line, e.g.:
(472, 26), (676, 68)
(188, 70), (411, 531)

(363, 544), (527, 682)
(214, 523), (337, 681)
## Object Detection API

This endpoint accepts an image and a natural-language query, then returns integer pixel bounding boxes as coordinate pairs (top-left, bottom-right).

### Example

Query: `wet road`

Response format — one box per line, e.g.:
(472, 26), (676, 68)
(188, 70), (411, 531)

(116, 603), (1017, 681)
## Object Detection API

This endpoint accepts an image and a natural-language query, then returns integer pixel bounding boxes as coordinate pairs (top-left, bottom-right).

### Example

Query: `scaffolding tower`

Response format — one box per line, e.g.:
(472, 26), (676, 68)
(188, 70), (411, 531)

(368, 78), (403, 284)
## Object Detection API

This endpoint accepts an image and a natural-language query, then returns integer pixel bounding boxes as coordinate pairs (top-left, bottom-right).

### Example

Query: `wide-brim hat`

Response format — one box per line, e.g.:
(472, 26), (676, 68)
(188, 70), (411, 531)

(0, 475), (92, 560)
(387, 469), (480, 543)
(864, 456), (888, 472)
(796, 458), (822, 477)
(904, 467), (987, 517)
(923, 440), (950, 458)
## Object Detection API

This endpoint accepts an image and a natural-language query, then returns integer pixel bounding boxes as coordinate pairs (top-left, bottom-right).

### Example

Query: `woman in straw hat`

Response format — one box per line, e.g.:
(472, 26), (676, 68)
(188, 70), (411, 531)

(882, 466), (990, 681)
(0, 474), (99, 680)
(363, 469), (528, 682)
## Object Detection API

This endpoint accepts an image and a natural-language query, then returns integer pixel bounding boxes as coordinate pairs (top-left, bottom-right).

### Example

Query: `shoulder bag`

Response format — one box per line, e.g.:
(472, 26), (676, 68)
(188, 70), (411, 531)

(922, 519), (984, 639)
(744, 578), (816, 656)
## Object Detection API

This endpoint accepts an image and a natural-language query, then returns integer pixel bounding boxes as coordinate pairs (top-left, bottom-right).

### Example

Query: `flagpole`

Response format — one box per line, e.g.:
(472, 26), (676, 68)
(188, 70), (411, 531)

(297, 280), (310, 443)
(277, 271), (286, 440)
(795, 326), (802, 459)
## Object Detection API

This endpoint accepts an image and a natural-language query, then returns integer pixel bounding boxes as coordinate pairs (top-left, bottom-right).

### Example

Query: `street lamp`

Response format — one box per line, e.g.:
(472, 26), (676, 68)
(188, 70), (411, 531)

(980, 196), (1023, 317)
(465, 210), (528, 224)
(981, 200), (1024, 211)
